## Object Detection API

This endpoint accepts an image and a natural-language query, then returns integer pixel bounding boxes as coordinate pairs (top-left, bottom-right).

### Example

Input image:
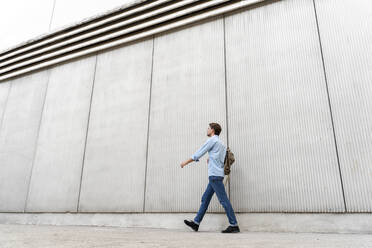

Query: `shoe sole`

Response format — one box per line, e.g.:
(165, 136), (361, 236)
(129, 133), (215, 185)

(222, 230), (240, 233)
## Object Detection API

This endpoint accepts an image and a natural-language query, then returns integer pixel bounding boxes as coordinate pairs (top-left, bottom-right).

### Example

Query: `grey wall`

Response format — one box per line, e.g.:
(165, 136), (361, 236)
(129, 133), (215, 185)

(314, 0), (372, 212)
(26, 56), (97, 212)
(79, 40), (153, 212)
(0, 72), (49, 212)
(0, 0), (371, 214)
(225, 0), (345, 212)
(145, 18), (226, 213)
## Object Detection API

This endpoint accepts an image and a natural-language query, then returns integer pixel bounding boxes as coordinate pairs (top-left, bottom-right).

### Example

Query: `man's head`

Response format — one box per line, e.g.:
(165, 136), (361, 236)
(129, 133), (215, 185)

(207, 122), (222, 137)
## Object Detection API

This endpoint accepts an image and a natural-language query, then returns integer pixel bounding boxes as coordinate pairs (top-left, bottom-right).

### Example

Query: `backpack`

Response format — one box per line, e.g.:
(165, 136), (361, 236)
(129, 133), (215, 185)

(223, 147), (235, 175)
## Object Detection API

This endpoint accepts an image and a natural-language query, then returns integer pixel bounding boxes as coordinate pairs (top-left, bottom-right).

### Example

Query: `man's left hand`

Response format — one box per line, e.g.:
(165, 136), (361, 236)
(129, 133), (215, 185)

(180, 161), (187, 168)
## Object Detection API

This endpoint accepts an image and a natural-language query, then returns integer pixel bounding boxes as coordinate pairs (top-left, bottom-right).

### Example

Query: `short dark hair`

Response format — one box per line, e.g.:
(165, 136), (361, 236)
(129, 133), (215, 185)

(209, 122), (222, 136)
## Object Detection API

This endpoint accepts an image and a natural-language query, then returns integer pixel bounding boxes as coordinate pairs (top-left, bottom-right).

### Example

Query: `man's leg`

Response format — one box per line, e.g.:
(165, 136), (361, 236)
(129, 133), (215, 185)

(193, 180), (215, 225)
(209, 176), (238, 227)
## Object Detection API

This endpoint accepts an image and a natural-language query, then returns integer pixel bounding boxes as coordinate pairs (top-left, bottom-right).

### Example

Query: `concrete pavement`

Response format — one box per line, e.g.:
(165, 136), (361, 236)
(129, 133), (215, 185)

(1, 224), (372, 248)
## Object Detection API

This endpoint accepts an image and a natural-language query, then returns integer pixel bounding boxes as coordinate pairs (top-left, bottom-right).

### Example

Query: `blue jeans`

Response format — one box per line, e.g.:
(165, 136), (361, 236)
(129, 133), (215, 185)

(194, 176), (238, 226)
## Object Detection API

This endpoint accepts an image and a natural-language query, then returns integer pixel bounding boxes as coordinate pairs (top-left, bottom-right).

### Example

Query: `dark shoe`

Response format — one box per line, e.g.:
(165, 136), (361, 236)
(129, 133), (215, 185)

(221, 225), (240, 233)
(184, 219), (199, 231)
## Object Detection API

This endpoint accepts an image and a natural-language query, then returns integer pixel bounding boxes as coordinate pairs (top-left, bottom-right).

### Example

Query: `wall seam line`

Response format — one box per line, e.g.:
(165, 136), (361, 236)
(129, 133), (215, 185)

(23, 69), (52, 212)
(143, 36), (155, 213)
(0, 81), (12, 211)
(76, 54), (99, 212)
(222, 15), (231, 200)
(0, 82), (12, 137)
(312, 0), (347, 212)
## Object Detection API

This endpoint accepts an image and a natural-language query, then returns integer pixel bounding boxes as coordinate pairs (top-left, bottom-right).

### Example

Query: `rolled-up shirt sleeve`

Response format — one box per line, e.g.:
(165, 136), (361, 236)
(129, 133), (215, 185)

(191, 138), (216, 162)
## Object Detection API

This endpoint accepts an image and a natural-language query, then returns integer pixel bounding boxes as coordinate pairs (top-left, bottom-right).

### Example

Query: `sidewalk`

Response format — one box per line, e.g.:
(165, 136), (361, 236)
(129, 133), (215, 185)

(1, 224), (372, 248)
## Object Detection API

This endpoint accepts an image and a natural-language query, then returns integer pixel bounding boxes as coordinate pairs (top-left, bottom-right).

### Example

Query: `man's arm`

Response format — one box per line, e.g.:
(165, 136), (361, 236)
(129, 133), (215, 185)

(180, 158), (193, 168)
(180, 138), (215, 168)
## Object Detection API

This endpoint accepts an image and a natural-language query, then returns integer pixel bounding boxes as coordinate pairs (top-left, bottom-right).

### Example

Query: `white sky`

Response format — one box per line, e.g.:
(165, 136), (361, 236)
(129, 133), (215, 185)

(0, 0), (134, 52)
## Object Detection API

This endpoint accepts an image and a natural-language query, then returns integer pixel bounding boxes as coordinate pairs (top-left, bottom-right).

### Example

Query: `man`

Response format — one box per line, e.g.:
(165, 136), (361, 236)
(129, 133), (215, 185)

(180, 123), (240, 233)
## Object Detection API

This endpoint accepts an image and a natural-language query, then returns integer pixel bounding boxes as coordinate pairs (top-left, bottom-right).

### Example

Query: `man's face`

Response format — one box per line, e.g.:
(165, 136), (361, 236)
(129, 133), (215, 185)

(207, 126), (214, 137)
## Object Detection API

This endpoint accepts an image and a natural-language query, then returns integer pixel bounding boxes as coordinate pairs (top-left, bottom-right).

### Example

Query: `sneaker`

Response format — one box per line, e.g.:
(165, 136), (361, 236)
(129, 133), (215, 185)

(184, 219), (199, 231)
(221, 225), (240, 233)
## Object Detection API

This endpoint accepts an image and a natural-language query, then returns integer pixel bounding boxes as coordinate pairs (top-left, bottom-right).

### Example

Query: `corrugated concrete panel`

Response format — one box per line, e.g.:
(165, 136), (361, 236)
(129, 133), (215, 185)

(26, 56), (96, 212)
(314, 0), (372, 212)
(0, 72), (49, 212)
(145, 18), (227, 212)
(78, 40), (153, 212)
(225, 0), (345, 212)
(0, 82), (10, 128)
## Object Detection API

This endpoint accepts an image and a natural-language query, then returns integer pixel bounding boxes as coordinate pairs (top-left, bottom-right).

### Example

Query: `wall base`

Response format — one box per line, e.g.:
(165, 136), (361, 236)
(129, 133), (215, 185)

(1, 213), (372, 234)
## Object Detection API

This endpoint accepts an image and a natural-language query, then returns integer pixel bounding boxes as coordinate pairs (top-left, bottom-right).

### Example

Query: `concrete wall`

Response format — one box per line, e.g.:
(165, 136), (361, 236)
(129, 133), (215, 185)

(225, 0), (345, 212)
(26, 56), (97, 212)
(0, 71), (49, 212)
(79, 41), (153, 212)
(145, 18), (226, 213)
(314, 0), (372, 212)
(0, 0), (372, 215)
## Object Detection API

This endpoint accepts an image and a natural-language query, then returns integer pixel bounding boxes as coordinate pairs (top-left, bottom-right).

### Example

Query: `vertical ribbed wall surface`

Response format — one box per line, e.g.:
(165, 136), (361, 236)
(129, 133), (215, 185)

(0, 83), (9, 124)
(26, 56), (97, 212)
(0, 71), (49, 212)
(314, 0), (372, 212)
(79, 41), (153, 212)
(0, 0), (371, 214)
(145, 18), (227, 212)
(225, 0), (345, 212)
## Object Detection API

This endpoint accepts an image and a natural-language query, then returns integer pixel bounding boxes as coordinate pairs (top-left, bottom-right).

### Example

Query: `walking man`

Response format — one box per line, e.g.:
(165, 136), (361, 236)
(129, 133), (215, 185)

(180, 123), (240, 233)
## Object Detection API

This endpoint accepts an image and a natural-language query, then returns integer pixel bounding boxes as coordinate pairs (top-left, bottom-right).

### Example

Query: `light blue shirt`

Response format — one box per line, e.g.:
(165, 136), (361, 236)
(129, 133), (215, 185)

(191, 135), (226, 177)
